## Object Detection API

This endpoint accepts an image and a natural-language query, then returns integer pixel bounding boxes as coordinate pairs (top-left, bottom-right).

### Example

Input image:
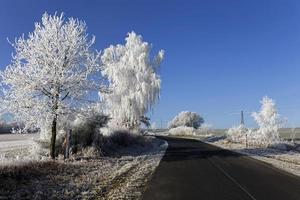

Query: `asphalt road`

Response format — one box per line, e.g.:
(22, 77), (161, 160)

(142, 136), (300, 200)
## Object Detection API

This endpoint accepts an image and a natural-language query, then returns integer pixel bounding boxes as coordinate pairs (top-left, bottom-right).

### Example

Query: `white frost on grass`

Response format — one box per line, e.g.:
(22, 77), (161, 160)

(0, 137), (168, 199)
(168, 126), (197, 136)
(168, 125), (214, 137)
(204, 136), (300, 177)
(104, 139), (168, 199)
(0, 134), (44, 165)
(0, 140), (35, 152)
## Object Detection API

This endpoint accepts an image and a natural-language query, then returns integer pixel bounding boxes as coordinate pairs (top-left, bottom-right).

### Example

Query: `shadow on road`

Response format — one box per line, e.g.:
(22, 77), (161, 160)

(157, 136), (244, 162)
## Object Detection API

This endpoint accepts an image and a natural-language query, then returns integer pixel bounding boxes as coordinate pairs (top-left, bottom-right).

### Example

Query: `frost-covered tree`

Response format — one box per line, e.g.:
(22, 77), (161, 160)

(168, 111), (204, 129)
(252, 96), (281, 143)
(101, 32), (164, 129)
(0, 13), (103, 159)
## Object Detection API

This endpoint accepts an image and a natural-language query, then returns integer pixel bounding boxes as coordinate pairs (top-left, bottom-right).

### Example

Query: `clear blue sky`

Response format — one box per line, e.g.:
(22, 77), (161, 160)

(1, 0), (300, 128)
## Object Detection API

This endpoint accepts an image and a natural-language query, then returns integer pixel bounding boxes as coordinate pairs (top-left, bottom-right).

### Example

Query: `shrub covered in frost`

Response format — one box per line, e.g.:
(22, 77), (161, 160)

(89, 129), (154, 155)
(71, 114), (110, 147)
(31, 114), (109, 157)
(197, 123), (213, 135)
(251, 96), (281, 144)
(226, 97), (283, 146)
(168, 111), (204, 129)
(226, 124), (248, 143)
(168, 126), (197, 136)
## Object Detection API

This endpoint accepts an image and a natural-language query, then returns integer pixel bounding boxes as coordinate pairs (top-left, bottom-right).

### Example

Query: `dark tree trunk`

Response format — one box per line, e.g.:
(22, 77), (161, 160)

(50, 115), (57, 159)
(50, 91), (59, 160)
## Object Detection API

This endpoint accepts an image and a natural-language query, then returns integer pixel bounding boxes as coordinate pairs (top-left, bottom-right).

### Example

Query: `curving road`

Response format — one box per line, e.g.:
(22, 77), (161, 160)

(142, 136), (300, 200)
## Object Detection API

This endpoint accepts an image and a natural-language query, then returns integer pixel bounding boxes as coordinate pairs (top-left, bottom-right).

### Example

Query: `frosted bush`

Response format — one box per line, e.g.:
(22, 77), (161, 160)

(226, 97), (283, 146)
(251, 96), (282, 144)
(168, 111), (204, 129)
(168, 126), (196, 136)
(226, 124), (248, 143)
(197, 123), (213, 135)
(71, 114), (109, 147)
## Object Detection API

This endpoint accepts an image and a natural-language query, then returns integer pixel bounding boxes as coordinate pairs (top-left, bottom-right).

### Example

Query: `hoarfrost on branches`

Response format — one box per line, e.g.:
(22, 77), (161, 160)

(0, 12), (103, 158)
(168, 111), (204, 129)
(226, 124), (248, 142)
(101, 31), (164, 129)
(168, 126), (197, 136)
(252, 96), (282, 143)
(226, 96), (283, 146)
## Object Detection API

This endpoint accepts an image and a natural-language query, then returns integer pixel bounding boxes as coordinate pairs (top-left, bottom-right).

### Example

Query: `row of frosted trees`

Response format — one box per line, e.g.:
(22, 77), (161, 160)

(0, 13), (164, 159)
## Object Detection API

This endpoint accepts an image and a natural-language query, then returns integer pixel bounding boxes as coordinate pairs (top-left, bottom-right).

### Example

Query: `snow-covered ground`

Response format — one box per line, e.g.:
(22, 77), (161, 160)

(0, 135), (167, 199)
(202, 136), (300, 177)
(0, 134), (38, 153)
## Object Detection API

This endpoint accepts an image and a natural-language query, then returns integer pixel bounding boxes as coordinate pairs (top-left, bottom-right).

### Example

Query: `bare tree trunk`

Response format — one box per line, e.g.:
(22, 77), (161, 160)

(50, 114), (57, 159)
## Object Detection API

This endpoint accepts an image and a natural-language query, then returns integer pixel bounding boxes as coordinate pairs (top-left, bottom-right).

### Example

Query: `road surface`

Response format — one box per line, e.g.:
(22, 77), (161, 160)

(142, 136), (300, 200)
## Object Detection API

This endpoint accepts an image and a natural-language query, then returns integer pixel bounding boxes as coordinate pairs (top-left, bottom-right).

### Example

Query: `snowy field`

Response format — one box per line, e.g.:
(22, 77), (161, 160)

(0, 134), (38, 153)
(199, 128), (300, 140)
(0, 134), (167, 199)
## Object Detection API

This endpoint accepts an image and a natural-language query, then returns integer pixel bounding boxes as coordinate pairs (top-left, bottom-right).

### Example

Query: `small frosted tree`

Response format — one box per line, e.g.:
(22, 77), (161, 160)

(0, 13), (102, 159)
(168, 111), (204, 129)
(252, 96), (281, 143)
(101, 31), (164, 129)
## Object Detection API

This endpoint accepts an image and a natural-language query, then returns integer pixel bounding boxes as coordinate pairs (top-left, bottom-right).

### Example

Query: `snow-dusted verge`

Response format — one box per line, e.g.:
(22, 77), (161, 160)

(167, 125), (213, 137)
(203, 136), (300, 177)
(168, 126), (197, 136)
(0, 137), (167, 199)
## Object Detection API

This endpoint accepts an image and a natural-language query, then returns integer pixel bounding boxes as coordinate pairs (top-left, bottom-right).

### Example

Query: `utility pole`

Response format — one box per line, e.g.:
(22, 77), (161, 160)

(241, 110), (244, 125)
(241, 110), (248, 148)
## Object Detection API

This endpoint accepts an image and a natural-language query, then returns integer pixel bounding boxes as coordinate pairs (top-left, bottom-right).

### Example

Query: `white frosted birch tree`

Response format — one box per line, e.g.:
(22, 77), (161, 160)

(101, 32), (164, 129)
(0, 13), (103, 159)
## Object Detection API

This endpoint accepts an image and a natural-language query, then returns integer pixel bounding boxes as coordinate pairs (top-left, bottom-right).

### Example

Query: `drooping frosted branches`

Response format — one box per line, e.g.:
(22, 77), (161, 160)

(0, 12), (103, 157)
(101, 31), (164, 129)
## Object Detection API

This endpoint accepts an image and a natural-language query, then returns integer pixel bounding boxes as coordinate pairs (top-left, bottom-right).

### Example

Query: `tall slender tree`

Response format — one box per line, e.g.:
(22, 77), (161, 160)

(0, 13), (103, 159)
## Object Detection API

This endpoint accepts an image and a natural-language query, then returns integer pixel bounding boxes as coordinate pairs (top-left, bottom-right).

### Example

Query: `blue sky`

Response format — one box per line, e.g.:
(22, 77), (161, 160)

(1, 0), (300, 128)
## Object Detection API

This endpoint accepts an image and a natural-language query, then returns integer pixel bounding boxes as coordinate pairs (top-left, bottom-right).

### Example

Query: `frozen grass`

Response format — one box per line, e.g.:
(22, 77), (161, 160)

(168, 126), (197, 136)
(167, 126), (213, 137)
(0, 136), (167, 199)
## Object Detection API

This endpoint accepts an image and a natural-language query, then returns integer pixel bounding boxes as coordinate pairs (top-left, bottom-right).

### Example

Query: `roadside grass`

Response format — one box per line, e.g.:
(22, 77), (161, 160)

(0, 134), (167, 200)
